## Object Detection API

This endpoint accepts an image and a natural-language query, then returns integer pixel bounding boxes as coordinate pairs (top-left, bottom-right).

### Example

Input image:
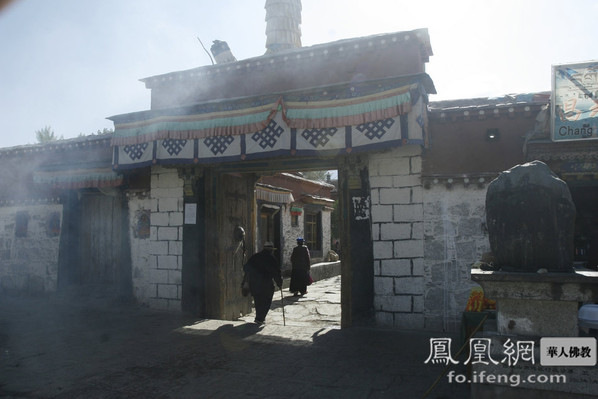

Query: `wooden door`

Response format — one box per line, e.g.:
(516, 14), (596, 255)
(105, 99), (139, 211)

(338, 159), (374, 327)
(78, 190), (129, 292)
(221, 174), (254, 319)
(182, 174), (206, 316)
(204, 172), (256, 320)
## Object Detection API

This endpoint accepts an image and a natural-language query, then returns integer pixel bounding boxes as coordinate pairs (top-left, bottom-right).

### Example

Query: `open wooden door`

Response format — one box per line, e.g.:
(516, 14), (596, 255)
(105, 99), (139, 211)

(204, 171), (257, 320)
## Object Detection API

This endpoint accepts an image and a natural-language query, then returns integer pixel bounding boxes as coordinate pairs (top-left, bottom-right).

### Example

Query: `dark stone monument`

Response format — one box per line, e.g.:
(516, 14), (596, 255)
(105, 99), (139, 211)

(485, 160), (576, 273)
(472, 161), (598, 398)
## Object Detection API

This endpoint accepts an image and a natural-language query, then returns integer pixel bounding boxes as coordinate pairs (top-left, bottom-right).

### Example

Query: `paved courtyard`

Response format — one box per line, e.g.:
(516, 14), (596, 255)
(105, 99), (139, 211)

(0, 276), (468, 398)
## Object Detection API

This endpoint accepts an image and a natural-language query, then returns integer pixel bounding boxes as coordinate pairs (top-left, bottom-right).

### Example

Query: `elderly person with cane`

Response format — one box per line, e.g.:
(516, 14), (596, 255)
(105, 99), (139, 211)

(244, 241), (283, 325)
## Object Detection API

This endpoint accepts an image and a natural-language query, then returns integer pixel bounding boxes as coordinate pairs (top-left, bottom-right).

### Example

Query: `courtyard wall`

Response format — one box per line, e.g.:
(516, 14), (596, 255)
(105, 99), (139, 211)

(0, 203), (62, 293)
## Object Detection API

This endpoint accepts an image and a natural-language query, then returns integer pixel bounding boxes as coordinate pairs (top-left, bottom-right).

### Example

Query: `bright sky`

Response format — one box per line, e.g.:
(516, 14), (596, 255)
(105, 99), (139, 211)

(0, 0), (597, 148)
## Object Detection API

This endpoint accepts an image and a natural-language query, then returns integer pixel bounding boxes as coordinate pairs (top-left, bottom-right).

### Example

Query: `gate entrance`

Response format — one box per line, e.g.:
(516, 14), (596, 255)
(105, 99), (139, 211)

(180, 155), (374, 327)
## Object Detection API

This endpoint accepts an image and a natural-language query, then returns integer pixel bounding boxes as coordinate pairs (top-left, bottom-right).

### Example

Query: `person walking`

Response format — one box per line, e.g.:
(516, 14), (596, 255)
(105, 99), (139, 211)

(289, 237), (311, 297)
(244, 242), (283, 325)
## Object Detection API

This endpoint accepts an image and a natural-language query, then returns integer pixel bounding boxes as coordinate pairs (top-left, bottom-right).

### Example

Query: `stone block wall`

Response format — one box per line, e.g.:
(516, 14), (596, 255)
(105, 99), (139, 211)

(130, 166), (184, 310)
(423, 183), (489, 332)
(280, 204), (303, 272)
(280, 205), (332, 272)
(321, 210), (331, 260)
(370, 145), (425, 329)
(0, 203), (62, 293)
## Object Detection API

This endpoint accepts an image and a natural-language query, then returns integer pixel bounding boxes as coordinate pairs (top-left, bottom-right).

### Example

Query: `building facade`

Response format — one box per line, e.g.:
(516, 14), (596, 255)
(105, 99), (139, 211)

(8, 3), (595, 333)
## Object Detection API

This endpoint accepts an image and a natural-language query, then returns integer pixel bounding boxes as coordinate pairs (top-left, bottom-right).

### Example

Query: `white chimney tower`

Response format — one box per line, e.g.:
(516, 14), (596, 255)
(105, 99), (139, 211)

(210, 40), (237, 64)
(264, 0), (302, 54)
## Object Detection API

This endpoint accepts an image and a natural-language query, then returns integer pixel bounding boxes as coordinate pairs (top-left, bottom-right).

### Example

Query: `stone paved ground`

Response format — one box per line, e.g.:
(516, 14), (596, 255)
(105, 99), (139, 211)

(239, 275), (342, 328)
(0, 277), (469, 398)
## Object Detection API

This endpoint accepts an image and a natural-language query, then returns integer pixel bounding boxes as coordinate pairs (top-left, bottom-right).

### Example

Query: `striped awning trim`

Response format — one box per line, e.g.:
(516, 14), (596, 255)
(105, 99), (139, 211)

(33, 168), (123, 189)
(256, 185), (294, 204)
(111, 84), (415, 146)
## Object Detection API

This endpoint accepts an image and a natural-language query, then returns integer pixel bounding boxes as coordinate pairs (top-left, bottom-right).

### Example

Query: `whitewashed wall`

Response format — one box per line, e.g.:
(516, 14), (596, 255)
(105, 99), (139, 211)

(280, 204), (303, 272)
(127, 191), (152, 305)
(422, 183), (489, 332)
(0, 204), (62, 293)
(370, 145), (425, 329)
(129, 166), (184, 310)
(321, 209), (332, 260)
(279, 204), (332, 272)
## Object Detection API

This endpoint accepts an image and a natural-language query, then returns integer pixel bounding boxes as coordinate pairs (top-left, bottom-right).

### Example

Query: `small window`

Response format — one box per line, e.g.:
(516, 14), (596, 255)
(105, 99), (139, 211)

(304, 211), (322, 252)
(47, 212), (61, 237)
(135, 210), (151, 239)
(15, 211), (29, 238)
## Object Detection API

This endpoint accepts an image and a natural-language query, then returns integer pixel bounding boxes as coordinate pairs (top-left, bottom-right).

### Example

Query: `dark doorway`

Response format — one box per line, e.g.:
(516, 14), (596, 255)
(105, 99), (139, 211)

(182, 175), (207, 315)
(58, 189), (131, 298)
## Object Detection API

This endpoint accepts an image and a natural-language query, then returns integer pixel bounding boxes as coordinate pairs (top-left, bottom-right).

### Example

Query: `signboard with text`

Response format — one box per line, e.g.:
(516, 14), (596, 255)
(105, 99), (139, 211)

(552, 61), (598, 141)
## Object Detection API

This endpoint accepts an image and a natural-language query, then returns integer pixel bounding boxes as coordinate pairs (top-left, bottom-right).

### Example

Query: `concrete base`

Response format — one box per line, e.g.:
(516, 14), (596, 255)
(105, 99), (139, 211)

(470, 269), (598, 398)
(497, 298), (578, 336)
(471, 269), (598, 337)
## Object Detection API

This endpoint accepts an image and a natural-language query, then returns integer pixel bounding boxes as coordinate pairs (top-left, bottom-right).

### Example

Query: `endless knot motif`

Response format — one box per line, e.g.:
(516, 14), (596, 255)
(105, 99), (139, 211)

(161, 139), (187, 156)
(356, 118), (395, 140)
(252, 120), (284, 149)
(300, 127), (338, 148)
(204, 135), (235, 155)
(123, 143), (149, 161)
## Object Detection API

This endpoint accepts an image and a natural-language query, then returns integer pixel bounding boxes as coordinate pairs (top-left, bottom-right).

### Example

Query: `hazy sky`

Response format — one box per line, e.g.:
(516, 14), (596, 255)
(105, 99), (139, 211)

(1, 0), (597, 148)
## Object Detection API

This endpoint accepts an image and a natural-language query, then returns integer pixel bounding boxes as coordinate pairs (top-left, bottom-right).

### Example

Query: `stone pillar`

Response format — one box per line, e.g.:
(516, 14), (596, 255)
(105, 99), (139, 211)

(370, 146), (425, 329)
(146, 166), (184, 310)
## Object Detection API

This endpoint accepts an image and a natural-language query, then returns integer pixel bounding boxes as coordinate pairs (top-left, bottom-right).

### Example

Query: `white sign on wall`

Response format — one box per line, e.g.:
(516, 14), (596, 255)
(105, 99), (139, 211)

(184, 203), (197, 224)
(552, 61), (598, 142)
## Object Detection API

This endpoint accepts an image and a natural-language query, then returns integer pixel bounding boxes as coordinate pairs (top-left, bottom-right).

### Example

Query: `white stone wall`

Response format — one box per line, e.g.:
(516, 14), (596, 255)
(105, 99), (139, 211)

(279, 205), (332, 272)
(131, 166), (184, 310)
(423, 184), (490, 332)
(280, 204), (303, 271)
(370, 145), (425, 329)
(0, 204), (62, 293)
(127, 192), (152, 304)
(321, 209), (332, 260)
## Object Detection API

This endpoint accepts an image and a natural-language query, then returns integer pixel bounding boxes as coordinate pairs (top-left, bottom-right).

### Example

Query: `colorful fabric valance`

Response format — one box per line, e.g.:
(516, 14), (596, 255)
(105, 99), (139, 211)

(284, 85), (412, 129)
(290, 206), (303, 216)
(112, 90), (428, 170)
(256, 185), (294, 204)
(111, 101), (282, 146)
(111, 84), (416, 147)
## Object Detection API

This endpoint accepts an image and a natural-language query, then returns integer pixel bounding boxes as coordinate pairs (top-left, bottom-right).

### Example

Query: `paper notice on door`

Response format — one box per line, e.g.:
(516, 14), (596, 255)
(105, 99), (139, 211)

(184, 203), (197, 224)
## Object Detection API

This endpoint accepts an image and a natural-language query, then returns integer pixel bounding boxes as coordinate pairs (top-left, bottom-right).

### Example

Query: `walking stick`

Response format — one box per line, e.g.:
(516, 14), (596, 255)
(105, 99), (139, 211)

(280, 286), (286, 326)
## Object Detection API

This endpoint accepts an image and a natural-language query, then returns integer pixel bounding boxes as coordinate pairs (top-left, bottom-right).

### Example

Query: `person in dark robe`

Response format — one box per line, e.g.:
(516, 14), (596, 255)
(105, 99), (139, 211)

(289, 237), (311, 296)
(244, 242), (282, 325)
